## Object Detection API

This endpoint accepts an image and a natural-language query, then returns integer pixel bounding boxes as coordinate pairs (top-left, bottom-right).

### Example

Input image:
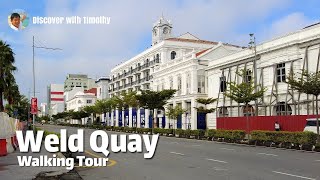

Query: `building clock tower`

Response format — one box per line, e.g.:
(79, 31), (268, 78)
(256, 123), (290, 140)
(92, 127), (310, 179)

(152, 16), (173, 46)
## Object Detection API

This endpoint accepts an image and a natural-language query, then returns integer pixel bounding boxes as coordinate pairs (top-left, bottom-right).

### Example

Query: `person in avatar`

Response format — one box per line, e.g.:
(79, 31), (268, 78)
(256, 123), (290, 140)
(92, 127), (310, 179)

(10, 13), (26, 31)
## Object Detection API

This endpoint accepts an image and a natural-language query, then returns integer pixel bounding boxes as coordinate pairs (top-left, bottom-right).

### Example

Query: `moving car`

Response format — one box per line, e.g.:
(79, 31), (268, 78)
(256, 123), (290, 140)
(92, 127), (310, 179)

(303, 118), (320, 134)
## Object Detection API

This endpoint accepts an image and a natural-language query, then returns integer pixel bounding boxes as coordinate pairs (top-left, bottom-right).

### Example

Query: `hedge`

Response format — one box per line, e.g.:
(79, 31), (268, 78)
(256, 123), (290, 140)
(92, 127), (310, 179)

(54, 123), (320, 151)
(251, 130), (318, 148)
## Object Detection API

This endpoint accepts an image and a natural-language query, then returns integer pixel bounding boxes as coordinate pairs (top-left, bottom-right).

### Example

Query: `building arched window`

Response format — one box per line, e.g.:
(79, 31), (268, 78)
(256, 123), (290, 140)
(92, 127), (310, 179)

(274, 102), (292, 116)
(171, 51), (176, 60)
(156, 54), (160, 62)
(169, 77), (173, 89)
(177, 75), (182, 95)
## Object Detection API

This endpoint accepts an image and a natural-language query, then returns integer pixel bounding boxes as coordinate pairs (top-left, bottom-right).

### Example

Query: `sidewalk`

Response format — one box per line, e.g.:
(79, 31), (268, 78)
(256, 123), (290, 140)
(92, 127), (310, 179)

(0, 147), (69, 180)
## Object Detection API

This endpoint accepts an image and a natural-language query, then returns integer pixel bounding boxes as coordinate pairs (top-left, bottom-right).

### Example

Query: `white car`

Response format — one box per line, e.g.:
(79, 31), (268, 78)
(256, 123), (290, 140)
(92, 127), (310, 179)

(303, 118), (320, 134)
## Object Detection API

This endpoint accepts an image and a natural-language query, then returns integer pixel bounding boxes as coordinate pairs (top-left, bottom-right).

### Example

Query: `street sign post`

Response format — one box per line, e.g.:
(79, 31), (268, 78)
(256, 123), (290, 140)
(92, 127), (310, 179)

(31, 97), (38, 115)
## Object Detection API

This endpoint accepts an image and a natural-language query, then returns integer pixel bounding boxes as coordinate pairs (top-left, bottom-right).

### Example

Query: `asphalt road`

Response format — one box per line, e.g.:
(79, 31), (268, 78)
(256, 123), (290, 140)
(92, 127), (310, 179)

(40, 124), (320, 180)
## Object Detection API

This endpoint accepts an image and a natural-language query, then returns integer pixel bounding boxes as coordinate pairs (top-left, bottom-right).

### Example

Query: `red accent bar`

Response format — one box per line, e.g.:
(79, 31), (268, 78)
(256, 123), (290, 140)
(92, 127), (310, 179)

(51, 92), (64, 95)
(217, 115), (314, 133)
(51, 98), (64, 101)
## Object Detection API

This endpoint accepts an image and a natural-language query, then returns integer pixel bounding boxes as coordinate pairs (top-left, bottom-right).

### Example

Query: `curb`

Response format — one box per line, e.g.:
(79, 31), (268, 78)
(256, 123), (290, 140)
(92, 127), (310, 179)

(59, 125), (320, 154)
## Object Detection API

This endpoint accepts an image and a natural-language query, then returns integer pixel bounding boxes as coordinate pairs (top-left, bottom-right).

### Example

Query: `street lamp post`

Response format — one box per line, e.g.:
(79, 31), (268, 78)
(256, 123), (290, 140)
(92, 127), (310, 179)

(32, 36), (62, 131)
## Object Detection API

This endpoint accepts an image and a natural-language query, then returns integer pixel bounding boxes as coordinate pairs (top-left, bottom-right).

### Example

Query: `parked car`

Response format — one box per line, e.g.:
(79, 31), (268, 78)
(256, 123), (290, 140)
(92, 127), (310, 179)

(304, 118), (320, 134)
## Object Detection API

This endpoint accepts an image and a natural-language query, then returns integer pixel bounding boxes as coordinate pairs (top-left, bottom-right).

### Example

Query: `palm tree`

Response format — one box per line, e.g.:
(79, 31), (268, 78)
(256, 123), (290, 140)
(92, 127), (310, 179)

(4, 73), (20, 105)
(0, 40), (16, 111)
(195, 98), (217, 130)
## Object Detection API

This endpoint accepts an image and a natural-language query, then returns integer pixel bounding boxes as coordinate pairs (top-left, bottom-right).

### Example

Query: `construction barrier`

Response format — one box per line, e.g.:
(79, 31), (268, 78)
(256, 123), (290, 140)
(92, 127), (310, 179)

(0, 112), (20, 156)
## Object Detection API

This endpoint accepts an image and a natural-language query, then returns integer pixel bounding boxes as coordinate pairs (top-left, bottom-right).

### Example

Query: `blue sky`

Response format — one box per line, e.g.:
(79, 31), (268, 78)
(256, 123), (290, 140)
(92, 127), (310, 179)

(0, 0), (319, 105)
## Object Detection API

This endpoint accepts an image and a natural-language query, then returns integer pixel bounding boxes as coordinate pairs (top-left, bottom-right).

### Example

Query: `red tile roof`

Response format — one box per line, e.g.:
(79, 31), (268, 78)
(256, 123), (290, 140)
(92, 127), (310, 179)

(196, 48), (210, 57)
(165, 37), (243, 48)
(166, 38), (218, 45)
(84, 88), (97, 96)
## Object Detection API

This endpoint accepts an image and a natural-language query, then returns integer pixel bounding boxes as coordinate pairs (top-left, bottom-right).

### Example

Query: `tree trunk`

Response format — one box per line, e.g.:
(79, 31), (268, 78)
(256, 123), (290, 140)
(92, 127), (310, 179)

(246, 103), (250, 139)
(316, 96), (319, 143)
(0, 90), (3, 112)
(0, 63), (3, 112)
(154, 108), (157, 128)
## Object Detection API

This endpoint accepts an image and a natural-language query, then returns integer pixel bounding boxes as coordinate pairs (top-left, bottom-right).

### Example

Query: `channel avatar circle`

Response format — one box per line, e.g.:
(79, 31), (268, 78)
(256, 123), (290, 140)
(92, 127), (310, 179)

(8, 9), (29, 31)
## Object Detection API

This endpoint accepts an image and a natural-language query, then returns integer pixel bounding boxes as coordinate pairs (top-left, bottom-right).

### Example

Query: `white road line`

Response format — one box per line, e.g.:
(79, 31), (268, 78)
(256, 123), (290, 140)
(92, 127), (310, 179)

(272, 171), (316, 180)
(212, 167), (228, 171)
(170, 152), (185, 156)
(220, 148), (235, 151)
(315, 160), (320, 162)
(192, 144), (201, 147)
(207, 158), (228, 164)
(257, 153), (278, 157)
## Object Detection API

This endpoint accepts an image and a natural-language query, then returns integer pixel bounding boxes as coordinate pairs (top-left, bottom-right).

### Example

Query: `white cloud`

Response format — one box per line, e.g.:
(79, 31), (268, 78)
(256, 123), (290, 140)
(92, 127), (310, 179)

(261, 12), (317, 40)
(11, 0), (317, 103)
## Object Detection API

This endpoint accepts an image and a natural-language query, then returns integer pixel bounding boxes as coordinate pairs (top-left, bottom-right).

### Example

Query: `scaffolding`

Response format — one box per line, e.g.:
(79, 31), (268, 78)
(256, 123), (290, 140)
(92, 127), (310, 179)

(216, 41), (320, 118)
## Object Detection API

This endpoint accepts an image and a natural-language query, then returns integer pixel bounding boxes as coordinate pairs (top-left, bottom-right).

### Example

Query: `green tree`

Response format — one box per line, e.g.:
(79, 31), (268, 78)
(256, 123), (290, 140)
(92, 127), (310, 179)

(0, 40), (17, 111)
(136, 89), (176, 130)
(5, 95), (29, 121)
(165, 105), (186, 133)
(287, 70), (320, 141)
(121, 91), (139, 127)
(83, 105), (98, 124)
(195, 98), (217, 130)
(225, 69), (266, 133)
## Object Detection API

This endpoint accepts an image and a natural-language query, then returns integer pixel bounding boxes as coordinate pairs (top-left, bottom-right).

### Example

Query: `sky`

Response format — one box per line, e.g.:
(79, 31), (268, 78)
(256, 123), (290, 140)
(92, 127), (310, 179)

(0, 0), (319, 104)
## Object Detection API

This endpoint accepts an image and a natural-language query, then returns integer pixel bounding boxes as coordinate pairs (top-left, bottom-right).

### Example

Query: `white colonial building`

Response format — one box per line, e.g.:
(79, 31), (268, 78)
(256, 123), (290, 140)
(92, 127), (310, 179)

(66, 91), (96, 112)
(207, 23), (320, 128)
(153, 42), (242, 129)
(108, 16), (242, 129)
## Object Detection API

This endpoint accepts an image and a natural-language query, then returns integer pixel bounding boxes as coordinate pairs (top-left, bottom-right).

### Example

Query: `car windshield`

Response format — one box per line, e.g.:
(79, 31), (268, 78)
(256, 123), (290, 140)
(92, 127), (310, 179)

(306, 120), (320, 126)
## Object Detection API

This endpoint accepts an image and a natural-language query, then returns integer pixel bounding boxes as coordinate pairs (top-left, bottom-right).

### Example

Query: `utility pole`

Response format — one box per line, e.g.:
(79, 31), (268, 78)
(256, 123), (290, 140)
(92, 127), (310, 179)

(249, 34), (258, 115)
(32, 36), (62, 131)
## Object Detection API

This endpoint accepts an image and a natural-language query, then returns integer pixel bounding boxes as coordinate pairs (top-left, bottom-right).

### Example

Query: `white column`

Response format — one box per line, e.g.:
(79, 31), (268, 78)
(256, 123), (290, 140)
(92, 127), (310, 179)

(191, 69), (197, 94)
(182, 101), (187, 130)
(122, 110), (125, 127)
(129, 107), (133, 127)
(110, 110), (114, 126)
(164, 107), (169, 129)
(191, 99), (197, 130)
(145, 109), (150, 128)
(137, 108), (141, 128)
(115, 109), (119, 127)
(181, 73), (187, 95)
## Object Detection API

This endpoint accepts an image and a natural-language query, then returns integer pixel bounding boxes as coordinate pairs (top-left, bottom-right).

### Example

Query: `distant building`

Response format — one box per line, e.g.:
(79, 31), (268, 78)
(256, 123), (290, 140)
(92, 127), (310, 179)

(66, 91), (97, 112)
(64, 74), (96, 92)
(47, 84), (65, 116)
(96, 77), (110, 100)
(39, 103), (47, 117)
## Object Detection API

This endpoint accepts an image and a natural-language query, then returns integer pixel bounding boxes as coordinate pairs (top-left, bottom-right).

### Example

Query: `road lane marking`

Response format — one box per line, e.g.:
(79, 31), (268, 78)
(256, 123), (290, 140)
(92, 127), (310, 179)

(315, 160), (320, 162)
(272, 171), (316, 180)
(192, 145), (201, 147)
(220, 148), (235, 151)
(257, 153), (278, 157)
(206, 158), (228, 164)
(212, 167), (228, 171)
(85, 150), (117, 167)
(170, 152), (185, 156)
